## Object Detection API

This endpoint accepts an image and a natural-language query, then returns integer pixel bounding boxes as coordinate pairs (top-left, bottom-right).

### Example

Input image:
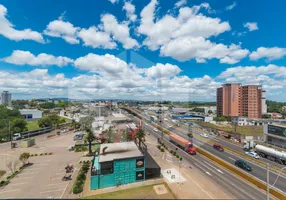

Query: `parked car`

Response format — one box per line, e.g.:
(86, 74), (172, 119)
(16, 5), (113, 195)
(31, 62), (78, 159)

(213, 144), (224, 152)
(153, 128), (158, 132)
(235, 159), (252, 171)
(200, 133), (209, 138)
(167, 124), (172, 128)
(245, 151), (260, 159)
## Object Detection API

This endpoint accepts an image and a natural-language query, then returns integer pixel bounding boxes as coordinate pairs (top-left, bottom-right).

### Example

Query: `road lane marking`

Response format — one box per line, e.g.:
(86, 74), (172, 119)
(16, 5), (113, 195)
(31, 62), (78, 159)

(15, 177), (33, 180)
(7, 182), (28, 186)
(206, 172), (212, 176)
(40, 189), (65, 194)
(193, 162), (212, 176)
(0, 189), (20, 194)
(228, 157), (236, 161)
(46, 182), (67, 187)
(203, 161), (224, 174)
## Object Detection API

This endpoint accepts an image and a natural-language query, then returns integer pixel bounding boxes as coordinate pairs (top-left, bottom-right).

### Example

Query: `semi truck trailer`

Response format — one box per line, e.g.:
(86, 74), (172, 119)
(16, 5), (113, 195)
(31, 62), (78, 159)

(169, 133), (196, 155)
(255, 144), (286, 165)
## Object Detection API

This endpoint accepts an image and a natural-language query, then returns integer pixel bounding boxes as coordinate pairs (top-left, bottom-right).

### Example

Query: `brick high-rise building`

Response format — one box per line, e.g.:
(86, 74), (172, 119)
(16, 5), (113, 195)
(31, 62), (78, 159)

(216, 84), (263, 119)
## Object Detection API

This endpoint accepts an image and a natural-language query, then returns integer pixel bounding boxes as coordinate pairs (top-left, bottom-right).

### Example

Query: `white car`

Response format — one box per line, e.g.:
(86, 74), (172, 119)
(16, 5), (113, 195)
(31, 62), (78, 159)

(200, 133), (209, 138)
(245, 151), (260, 159)
(164, 118), (168, 121)
(167, 124), (172, 128)
(153, 128), (159, 132)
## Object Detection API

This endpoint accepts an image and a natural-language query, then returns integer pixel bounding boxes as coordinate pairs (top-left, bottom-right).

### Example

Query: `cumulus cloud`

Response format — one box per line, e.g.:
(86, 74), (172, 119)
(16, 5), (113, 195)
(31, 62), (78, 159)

(108, 0), (118, 4)
(1, 50), (73, 67)
(77, 26), (116, 49)
(0, 4), (44, 43)
(137, 0), (244, 63)
(244, 22), (258, 31)
(226, 2), (236, 11)
(175, 0), (187, 8)
(146, 63), (182, 78)
(44, 19), (80, 44)
(250, 47), (286, 61)
(160, 36), (249, 63)
(123, 2), (137, 22)
(101, 14), (139, 49)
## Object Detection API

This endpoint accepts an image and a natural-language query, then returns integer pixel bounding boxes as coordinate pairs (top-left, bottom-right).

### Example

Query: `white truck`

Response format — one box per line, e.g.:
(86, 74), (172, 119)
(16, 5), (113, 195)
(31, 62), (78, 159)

(243, 141), (256, 151)
(12, 133), (22, 141)
(255, 144), (286, 165)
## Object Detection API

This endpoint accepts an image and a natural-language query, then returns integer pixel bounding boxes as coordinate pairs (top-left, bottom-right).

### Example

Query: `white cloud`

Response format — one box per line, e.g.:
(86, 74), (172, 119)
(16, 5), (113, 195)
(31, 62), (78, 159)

(123, 2), (137, 22)
(137, 0), (240, 63)
(243, 22), (258, 31)
(250, 47), (286, 61)
(146, 63), (182, 78)
(1, 50), (73, 67)
(175, 0), (187, 8)
(44, 19), (80, 44)
(226, 2), (236, 11)
(101, 14), (139, 49)
(108, 0), (118, 4)
(77, 26), (116, 49)
(0, 4), (44, 43)
(160, 36), (249, 63)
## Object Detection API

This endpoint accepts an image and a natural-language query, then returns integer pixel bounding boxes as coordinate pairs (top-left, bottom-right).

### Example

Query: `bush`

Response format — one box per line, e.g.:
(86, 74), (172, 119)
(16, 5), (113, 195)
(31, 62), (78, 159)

(176, 155), (180, 159)
(48, 152), (53, 155)
(45, 153), (48, 155)
(40, 153), (43, 156)
(72, 183), (83, 194)
(14, 170), (19, 174)
(179, 157), (183, 161)
(34, 154), (38, 156)
(0, 180), (7, 187)
(160, 148), (165, 152)
(7, 175), (11, 179)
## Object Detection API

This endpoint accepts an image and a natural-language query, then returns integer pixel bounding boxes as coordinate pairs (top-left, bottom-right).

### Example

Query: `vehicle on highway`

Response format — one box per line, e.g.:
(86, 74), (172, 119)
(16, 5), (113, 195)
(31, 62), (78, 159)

(255, 144), (286, 165)
(169, 133), (196, 155)
(153, 128), (158, 132)
(243, 140), (256, 150)
(73, 132), (84, 141)
(167, 124), (172, 128)
(235, 159), (252, 171)
(200, 133), (209, 138)
(218, 131), (231, 139)
(12, 133), (22, 140)
(245, 151), (260, 159)
(213, 144), (224, 152)
(164, 118), (168, 121)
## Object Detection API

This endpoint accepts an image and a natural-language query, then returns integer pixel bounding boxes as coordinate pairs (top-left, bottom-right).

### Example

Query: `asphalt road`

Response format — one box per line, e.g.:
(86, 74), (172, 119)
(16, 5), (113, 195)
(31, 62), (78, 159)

(125, 109), (286, 195)
(127, 114), (272, 199)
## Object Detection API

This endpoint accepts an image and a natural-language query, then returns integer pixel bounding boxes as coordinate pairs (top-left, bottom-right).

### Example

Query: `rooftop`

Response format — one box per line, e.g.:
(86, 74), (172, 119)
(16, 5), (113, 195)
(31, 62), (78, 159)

(99, 142), (143, 163)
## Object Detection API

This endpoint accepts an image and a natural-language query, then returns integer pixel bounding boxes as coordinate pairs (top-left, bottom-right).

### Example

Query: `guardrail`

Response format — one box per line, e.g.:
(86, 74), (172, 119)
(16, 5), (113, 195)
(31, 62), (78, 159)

(121, 107), (286, 200)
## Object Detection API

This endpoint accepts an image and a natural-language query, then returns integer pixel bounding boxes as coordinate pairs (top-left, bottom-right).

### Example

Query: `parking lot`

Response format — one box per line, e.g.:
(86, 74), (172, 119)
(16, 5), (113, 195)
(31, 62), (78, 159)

(0, 131), (82, 198)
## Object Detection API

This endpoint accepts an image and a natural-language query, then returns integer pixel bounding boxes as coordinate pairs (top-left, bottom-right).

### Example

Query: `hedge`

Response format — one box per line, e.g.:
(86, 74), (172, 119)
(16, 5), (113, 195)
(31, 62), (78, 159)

(72, 161), (90, 194)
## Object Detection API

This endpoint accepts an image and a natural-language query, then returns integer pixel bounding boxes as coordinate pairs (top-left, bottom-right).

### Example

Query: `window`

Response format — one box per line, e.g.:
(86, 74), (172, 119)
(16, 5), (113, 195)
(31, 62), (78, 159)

(100, 161), (113, 175)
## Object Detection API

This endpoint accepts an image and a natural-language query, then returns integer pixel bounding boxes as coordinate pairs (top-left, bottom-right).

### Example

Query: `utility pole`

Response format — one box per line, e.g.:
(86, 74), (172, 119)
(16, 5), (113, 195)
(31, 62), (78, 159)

(266, 163), (269, 200)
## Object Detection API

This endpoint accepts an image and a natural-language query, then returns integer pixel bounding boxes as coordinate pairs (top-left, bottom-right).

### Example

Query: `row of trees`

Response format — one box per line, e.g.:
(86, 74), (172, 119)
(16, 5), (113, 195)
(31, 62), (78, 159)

(0, 106), (28, 140)
(38, 114), (66, 129)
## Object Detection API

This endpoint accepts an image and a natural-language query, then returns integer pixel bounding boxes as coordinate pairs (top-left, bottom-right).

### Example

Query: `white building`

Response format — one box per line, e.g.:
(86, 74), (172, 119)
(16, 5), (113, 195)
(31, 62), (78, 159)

(262, 90), (267, 114)
(20, 109), (42, 121)
(0, 91), (11, 106)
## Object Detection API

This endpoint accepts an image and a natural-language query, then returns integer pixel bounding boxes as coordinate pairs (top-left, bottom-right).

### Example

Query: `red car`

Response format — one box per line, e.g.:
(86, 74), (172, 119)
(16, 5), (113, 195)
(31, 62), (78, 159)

(213, 144), (224, 152)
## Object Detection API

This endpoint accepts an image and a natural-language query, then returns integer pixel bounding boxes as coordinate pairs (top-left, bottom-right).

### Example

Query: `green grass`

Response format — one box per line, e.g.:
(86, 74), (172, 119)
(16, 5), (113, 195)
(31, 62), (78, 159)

(83, 183), (175, 199)
(59, 116), (71, 122)
(27, 121), (39, 131)
(196, 122), (263, 136)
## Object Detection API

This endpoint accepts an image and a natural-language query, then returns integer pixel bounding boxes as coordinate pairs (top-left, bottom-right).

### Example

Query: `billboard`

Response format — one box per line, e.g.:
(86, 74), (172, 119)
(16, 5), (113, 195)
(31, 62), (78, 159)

(268, 125), (286, 138)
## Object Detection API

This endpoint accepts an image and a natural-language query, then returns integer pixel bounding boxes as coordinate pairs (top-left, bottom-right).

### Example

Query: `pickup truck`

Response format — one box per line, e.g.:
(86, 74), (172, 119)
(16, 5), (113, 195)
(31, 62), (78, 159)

(12, 133), (22, 141)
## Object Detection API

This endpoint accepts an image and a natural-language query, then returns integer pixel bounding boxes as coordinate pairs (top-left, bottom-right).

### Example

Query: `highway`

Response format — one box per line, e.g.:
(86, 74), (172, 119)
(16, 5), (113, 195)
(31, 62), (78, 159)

(126, 113), (272, 199)
(125, 108), (286, 195)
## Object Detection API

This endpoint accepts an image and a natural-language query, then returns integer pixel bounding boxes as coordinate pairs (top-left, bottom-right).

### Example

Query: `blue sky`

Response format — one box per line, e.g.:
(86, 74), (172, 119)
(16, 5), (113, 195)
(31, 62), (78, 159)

(0, 0), (286, 101)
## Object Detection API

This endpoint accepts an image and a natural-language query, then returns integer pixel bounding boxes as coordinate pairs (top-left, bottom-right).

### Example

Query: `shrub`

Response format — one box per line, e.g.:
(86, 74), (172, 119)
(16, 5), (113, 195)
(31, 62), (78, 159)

(176, 155), (180, 159)
(157, 145), (161, 149)
(19, 152), (30, 166)
(14, 170), (19, 174)
(7, 175), (11, 179)
(34, 154), (38, 156)
(0, 180), (7, 187)
(72, 183), (83, 194)
(48, 152), (53, 155)
(179, 157), (183, 161)
(161, 148), (165, 152)
(45, 153), (48, 155)
(30, 154), (34, 157)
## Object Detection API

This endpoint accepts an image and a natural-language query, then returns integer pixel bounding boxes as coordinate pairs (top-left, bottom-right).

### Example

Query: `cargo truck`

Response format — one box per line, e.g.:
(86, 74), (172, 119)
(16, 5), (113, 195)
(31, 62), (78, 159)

(255, 144), (286, 165)
(169, 133), (196, 155)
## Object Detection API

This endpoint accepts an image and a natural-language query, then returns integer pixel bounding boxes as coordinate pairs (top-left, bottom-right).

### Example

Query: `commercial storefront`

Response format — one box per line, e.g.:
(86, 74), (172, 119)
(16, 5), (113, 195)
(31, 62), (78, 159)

(90, 142), (146, 190)
(264, 124), (286, 149)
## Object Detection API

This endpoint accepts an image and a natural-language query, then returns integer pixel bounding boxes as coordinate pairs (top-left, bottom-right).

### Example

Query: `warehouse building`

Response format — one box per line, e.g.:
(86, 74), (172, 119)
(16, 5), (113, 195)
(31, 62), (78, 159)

(263, 124), (286, 149)
(20, 109), (43, 121)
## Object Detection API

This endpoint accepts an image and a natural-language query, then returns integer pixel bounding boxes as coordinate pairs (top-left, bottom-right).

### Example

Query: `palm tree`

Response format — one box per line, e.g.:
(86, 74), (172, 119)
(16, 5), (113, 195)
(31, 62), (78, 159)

(84, 127), (96, 154)
(136, 128), (146, 148)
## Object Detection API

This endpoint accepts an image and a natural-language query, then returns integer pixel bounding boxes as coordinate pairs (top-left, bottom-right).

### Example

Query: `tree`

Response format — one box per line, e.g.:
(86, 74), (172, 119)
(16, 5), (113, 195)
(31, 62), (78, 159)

(11, 118), (27, 133)
(38, 116), (53, 128)
(49, 114), (62, 128)
(79, 116), (94, 130)
(168, 105), (174, 110)
(208, 110), (213, 115)
(84, 127), (96, 154)
(136, 128), (146, 148)
(105, 127), (114, 143)
(19, 153), (30, 166)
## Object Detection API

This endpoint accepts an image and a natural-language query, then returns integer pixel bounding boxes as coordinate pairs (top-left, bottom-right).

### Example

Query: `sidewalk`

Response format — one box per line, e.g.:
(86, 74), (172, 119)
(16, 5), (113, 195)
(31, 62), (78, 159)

(145, 134), (233, 199)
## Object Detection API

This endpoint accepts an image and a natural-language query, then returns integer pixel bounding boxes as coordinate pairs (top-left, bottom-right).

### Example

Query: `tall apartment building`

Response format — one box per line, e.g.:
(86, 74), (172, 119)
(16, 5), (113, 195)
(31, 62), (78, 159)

(216, 84), (263, 119)
(0, 91), (12, 106)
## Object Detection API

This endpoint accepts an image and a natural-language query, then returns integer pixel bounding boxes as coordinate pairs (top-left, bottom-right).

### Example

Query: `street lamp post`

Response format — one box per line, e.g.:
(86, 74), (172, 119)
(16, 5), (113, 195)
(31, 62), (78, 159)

(267, 164), (286, 200)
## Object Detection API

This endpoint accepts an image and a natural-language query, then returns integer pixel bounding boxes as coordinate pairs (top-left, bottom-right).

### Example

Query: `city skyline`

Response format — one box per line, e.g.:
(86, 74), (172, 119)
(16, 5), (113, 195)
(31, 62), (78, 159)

(0, 0), (286, 101)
